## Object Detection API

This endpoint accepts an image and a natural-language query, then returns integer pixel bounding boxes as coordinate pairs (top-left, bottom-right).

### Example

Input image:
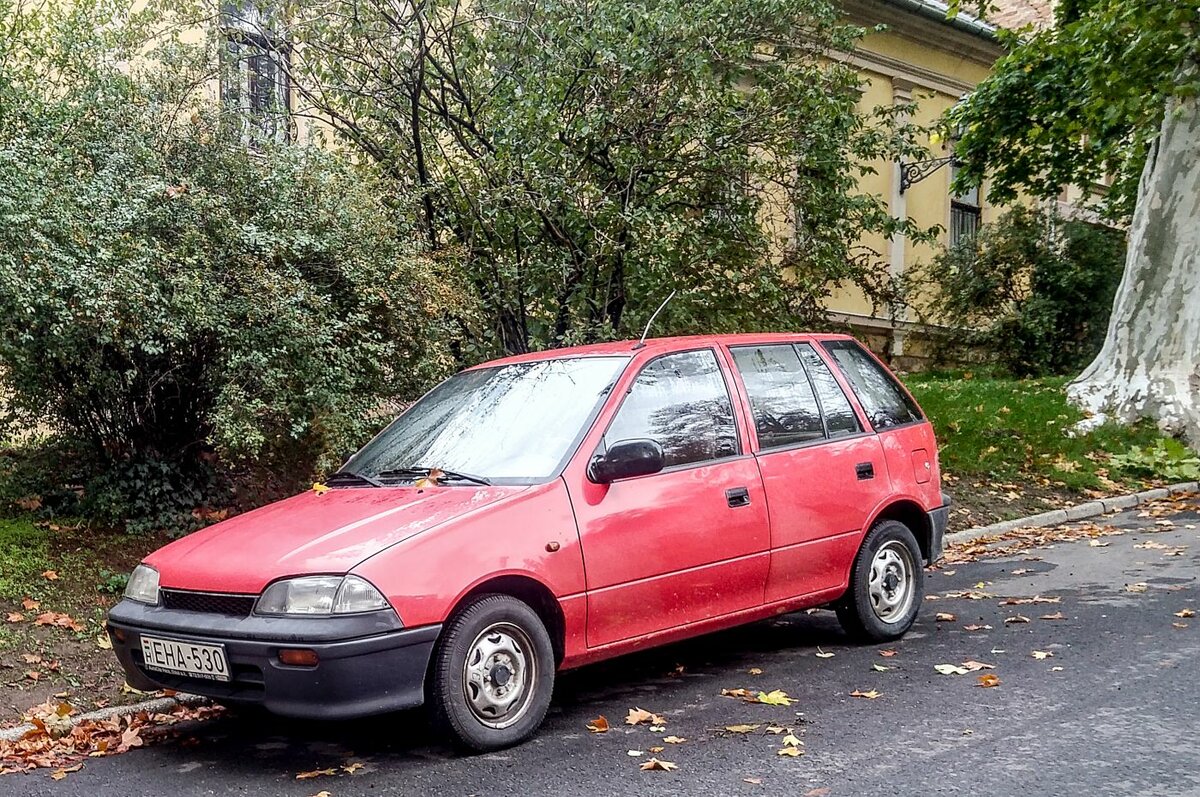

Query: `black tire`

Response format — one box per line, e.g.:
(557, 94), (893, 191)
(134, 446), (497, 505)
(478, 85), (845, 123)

(427, 594), (555, 752)
(835, 519), (924, 643)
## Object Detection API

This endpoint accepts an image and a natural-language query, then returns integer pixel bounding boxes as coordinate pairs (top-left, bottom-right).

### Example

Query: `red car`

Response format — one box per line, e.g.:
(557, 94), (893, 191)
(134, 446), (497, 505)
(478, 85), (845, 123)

(108, 333), (947, 750)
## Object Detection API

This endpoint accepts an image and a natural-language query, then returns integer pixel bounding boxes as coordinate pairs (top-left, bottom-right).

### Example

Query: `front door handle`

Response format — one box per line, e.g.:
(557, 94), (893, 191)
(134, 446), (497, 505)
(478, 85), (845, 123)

(856, 462), (875, 480)
(726, 487), (751, 508)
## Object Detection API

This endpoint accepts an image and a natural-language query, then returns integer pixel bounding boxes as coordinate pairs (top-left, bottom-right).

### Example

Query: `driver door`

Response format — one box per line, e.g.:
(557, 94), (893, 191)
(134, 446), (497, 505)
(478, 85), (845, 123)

(569, 348), (770, 648)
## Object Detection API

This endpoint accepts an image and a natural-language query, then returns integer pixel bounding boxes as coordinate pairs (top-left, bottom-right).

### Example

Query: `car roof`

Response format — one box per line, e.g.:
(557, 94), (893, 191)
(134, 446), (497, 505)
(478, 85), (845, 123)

(471, 332), (859, 369)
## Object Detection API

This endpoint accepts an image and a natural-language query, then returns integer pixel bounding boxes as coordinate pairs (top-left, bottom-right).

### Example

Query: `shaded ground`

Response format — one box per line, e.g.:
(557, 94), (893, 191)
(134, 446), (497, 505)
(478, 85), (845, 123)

(5, 496), (1199, 795)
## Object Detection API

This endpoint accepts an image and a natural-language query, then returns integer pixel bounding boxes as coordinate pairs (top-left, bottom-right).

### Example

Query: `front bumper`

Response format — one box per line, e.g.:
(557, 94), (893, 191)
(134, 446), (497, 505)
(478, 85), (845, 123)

(106, 599), (440, 720)
(926, 493), (951, 563)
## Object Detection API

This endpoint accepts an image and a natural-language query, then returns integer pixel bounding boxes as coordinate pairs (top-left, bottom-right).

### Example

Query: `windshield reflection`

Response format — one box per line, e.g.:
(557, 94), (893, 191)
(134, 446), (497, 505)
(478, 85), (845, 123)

(345, 357), (628, 484)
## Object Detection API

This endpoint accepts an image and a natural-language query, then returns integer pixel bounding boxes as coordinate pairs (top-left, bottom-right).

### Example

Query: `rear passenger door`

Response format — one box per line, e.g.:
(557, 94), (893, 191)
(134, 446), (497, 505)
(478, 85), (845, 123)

(728, 343), (888, 603)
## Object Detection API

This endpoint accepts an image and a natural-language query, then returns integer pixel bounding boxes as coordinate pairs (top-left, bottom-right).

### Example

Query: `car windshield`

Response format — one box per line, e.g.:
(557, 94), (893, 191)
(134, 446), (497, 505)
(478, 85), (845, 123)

(344, 356), (628, 484)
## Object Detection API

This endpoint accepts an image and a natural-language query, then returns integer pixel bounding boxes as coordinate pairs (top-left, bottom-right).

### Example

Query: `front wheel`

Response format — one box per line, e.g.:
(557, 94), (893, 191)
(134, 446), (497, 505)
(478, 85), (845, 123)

(836, 520), (924, 642)
(427, 594), (555, 752)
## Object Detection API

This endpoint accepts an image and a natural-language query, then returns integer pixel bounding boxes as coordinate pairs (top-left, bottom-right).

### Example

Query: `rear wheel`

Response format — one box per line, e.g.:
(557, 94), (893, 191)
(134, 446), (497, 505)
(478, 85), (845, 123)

(836, 520), (924, 642)
(427, 594), (555, 752)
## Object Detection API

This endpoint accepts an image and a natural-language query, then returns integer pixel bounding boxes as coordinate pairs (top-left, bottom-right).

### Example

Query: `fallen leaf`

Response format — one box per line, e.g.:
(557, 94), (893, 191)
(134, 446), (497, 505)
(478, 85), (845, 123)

(1050, 666), (1064, 671)
(1125, 583), (1148, 593)
(963, 624), (992, 631)
(342, 762), (364, 774)
(649, 746), (664, 753)
(639, 757), (677, 772)
(721, 688), (755, 699)
(935, 664), (968, 676)
(6, 611), (24, 623)
(625, 707), (665, 726)
(765, 726), (786, 734)
(777, 746), (804, 757)
(748, 668), (763, 676)
(26, 670), (41, 681)
(879, 649), (897, 657)
(649, 725), (665, 733)
(21, 597), (39, 611)
(311, 483), (330, 494)
(663, 735), (687, 744)
(1172, 622), (1188, 629)
(22, 653), (42, 664)
(1175, 609), (1195, 618)
(1089, 539), (1110, 547)
(50, 763), (83, 780)
(1004, 614), (1031, 624)
(960, 660), (995, 671)
(935, 612), (957, 622)
(871, 663), (891, 672)
(724, 724), (760, 734)
(296, 768), (338, 780)
(781, 734), (803, 747)
(97, 634), (113, 650)
(850, 689), (881, 699)
(414, 468), (446, 488)
(1032, 650), (1054, 660)
(999, 595), (1060, 605)
(628, 750), (644, 756)
(311, 793), (332, 797)
(744, 778), (763, 785)
(805, 790), (832, 797)
(977, 674), (1001, 688)
(41, 570), (59, 580)
(586, 715), (609, 733)
(815, 648), (835, 658)
(1011, 568), (1033, 576)
(755, 690), (793, 706)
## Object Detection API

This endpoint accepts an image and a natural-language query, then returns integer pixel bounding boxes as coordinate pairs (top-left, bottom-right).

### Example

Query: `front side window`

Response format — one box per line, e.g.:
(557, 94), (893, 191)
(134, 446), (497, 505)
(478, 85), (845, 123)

(731, 345), (823, 449)
(345, 357), (628, 483)
(604, 350), (738, 469)
(823, 340), (923, 429)
(220, 1), (290, 141)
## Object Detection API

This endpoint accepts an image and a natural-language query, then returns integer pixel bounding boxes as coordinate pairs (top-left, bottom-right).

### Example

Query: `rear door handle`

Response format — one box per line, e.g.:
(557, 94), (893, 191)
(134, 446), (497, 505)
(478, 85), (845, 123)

(726, 487), (751, 508)
(855, 462), (875, 480)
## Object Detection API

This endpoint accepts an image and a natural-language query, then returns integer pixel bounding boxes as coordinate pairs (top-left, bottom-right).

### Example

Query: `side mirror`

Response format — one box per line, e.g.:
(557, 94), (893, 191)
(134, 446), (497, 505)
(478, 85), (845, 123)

(588, 439), (666, 484)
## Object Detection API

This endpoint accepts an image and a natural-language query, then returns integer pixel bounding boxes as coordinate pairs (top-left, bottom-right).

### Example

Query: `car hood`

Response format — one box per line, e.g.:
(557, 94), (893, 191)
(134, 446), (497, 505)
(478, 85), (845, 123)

(145, 485), (527, 594)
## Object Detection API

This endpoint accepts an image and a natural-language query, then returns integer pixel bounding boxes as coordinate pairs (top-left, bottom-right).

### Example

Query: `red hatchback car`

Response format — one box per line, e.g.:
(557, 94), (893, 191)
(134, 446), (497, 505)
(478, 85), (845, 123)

(108, 333), (948, 750)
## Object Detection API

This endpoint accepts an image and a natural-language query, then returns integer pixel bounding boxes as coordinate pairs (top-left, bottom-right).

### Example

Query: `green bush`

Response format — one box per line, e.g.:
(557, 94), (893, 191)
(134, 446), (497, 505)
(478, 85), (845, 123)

(911, 207), (1125, 376)
(0, 2), (469, 530)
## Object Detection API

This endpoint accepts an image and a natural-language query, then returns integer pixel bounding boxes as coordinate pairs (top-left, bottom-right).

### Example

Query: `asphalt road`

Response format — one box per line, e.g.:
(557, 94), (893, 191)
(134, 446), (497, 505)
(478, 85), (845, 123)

(8, 502), (1200, 797)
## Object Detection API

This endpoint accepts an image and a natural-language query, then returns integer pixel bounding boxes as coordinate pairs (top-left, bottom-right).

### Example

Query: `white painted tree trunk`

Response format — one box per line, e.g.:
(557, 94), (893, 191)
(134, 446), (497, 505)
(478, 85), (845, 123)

(1068, 91), (1200, 447)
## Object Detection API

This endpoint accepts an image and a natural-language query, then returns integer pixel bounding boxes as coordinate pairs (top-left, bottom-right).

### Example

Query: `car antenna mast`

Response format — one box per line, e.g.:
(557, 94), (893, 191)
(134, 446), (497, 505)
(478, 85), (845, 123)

(632, 290), (676, 350)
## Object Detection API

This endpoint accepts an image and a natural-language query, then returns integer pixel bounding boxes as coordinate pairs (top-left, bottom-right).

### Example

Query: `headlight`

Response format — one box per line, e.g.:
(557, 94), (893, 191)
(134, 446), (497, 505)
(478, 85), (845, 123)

(255, 575), (390, 616)
(124, 564), (160, 605)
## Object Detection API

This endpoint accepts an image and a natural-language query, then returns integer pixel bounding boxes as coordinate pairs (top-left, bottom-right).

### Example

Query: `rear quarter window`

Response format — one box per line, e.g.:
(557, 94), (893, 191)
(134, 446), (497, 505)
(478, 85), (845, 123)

(822, 340), (923, 430)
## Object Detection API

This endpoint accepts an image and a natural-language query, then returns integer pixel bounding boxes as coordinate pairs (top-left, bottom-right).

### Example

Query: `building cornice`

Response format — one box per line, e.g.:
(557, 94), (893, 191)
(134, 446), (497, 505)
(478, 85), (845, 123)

(841, 0), (1006, 68)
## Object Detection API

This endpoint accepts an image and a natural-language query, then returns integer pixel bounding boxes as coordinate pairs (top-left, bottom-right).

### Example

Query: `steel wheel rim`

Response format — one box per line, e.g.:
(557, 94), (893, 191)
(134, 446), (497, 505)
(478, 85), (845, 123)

(868, 540), (916, 624)
(462, 622), (537, 729)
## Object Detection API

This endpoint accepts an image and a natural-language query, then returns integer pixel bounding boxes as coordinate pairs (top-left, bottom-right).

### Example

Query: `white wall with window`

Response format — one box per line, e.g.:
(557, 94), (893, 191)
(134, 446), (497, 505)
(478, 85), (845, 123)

(220, 1), (290, 141)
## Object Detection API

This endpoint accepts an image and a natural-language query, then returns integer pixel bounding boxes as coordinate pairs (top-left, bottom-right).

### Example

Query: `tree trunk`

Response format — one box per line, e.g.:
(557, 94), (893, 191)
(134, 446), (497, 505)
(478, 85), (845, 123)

(1068, 91), (1200, 445)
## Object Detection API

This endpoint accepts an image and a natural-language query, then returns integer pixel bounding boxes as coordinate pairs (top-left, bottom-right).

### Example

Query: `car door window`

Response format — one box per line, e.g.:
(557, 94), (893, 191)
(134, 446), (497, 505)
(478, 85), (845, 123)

(731, 345), (824, 449)
(605, 349), (738, 468)
(822, 340), (923, 429)
(796, 344), (861, 437)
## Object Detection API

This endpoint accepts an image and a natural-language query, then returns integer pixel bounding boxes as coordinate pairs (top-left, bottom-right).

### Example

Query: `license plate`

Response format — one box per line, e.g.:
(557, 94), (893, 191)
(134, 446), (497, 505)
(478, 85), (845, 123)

(140, 634), (230, 682)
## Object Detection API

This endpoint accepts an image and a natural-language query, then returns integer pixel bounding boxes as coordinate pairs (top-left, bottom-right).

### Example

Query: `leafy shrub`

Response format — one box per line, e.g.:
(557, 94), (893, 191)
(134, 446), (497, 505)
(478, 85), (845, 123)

(911, 207), (1125, 376)
(1110, 439), (1200, 482)
(0, 2), (471, 530)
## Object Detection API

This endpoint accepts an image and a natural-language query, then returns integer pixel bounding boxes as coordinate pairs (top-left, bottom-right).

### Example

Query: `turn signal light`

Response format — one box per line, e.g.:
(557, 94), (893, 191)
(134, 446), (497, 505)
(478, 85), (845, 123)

(278, 648), (319, 667)
(111, 628), (127, 644)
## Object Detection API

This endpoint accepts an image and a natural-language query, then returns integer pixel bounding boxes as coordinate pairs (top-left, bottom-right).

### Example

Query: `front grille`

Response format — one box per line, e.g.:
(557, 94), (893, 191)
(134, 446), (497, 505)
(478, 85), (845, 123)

(160, 589), (257, 616)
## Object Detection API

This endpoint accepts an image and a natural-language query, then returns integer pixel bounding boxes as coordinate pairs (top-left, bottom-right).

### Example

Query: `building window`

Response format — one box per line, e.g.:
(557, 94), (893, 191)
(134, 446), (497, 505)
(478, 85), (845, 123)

(220, 2), (290, 141)
(949, 162), (981, 246)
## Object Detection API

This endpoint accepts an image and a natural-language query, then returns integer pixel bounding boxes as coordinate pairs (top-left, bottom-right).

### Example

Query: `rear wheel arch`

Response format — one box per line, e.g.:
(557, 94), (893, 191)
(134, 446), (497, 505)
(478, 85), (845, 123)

(452, 575), (566, 667)
(868, 499), (933, 564)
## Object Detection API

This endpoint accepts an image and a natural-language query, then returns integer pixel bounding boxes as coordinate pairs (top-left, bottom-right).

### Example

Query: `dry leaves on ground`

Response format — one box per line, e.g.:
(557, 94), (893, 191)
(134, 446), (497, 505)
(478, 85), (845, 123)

(625, 708), (666, 727)
(849, 689), (881, 699)
(977, 674), (1001, 688)
(1174, 609), (1195, 618)
(586, 716), (609, 733)
(935, 612), (957, 622)
(639, 757), (677, 772)
(33, 612), (86, 633)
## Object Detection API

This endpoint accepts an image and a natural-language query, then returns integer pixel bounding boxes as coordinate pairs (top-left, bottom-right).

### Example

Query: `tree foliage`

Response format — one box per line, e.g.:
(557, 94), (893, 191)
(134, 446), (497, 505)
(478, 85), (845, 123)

(948, 0), (1200, 221)
(911, 207), (1125, 376)
(0, 0), (464, 526)
(225, 0), (934, 354)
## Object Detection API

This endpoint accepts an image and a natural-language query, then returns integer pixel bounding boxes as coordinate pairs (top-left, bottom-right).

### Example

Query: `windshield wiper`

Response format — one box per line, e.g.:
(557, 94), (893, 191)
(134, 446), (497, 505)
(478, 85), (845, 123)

(325, 469), (384, 488)
(375, 466), (492, 486)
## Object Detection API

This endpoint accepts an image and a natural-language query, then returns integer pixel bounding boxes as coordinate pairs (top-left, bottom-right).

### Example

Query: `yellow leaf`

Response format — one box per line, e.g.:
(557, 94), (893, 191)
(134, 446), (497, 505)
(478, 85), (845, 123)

(296, 768), (337, 780)
(50, 764), (83, 780)
(977, 674), (1001, 688)
(935, 612), (956, 622)
(649, 746), (664, 753)
(312, 483), (330, 494)
(97, 634), (113, 650)
(625, 707), (665, 726)
(724, 724), (760, 734)
(755, 689), (793, 706)
(1175, 609), (1195, 618)
(342, 762), (364, 774)
(781, 734), (803, 747)
(777, 746), (804, 757)
(850, 689), (881, 699)
(587, 715), (609, 733)
(935, 664), (968, 675)
(748, 667), (763, 676)
(662, 736), (687, 744)
(639, 757), (678, 772)
(1032, 650), (1053, 660)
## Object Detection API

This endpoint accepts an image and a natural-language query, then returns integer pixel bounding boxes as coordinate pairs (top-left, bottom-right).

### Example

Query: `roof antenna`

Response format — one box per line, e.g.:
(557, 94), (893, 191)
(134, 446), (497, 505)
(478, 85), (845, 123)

(632, 290), (676, 350)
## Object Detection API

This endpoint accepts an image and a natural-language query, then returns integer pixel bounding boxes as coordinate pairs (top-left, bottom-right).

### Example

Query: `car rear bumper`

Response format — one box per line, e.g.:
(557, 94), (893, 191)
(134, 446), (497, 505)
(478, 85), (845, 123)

(106, 599), (440, 720)
(926, 494), (951, 562)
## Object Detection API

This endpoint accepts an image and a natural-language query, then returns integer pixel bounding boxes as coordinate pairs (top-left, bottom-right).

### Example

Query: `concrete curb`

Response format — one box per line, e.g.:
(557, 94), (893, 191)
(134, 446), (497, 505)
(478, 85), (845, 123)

(0, 692), (207, 742)
(947, 481), (1200, 546)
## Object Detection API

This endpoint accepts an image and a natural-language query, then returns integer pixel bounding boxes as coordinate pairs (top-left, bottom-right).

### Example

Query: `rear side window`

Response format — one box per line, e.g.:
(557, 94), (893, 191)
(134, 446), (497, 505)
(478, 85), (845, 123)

(822, 340), (923, 429)
(731, 345), (824, 449)
(605, 349), (739, 468)
(796, 344), (861, 437)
